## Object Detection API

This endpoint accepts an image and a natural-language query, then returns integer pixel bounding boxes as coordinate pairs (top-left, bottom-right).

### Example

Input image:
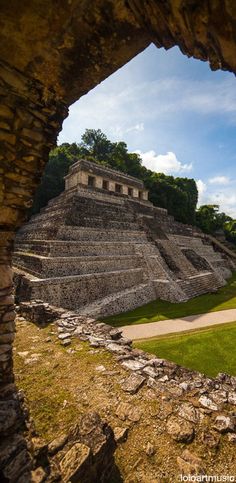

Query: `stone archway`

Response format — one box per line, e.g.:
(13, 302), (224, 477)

(1, 1), (236, 479)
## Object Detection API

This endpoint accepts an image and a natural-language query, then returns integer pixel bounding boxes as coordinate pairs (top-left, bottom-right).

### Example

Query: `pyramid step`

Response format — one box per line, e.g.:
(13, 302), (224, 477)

(14, 240), (140, 257)
(57, 226), (147, 242)
(13, 253), (144, 277)
(28, 268), (146, 310)
(179, 272), (223, 298)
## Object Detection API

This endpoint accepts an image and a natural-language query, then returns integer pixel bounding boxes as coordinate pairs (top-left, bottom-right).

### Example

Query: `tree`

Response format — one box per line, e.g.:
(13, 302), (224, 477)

(224, 220), (236, 244)
(196, 204), (232, 234)
(30, 143), (83, 215)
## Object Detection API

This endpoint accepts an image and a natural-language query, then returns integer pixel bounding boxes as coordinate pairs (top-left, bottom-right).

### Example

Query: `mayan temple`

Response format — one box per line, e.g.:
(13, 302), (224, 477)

(13, 159), (235, 317)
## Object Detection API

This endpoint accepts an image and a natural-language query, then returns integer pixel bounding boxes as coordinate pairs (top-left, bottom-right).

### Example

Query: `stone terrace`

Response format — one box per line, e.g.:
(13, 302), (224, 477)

(13, 160), (235, 318)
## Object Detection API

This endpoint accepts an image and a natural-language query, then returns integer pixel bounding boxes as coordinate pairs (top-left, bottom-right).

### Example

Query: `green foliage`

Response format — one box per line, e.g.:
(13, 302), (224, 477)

(31, 128), (198, 224)
(195, 204), (236, 245)
(30, 143), (83, 215)
(196, 204), (231, 234)
(224, 220), (236, 244)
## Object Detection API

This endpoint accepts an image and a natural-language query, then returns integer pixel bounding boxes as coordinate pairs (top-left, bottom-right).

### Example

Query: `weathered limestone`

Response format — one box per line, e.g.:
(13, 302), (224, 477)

(65, 159), (149, 201)
(13, 161), (235, 318)
(1, 1), (236, 480)
(0, 61), (68, 482)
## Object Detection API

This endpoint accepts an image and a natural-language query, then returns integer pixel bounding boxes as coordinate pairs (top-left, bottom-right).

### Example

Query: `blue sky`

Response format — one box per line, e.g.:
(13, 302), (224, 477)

(58, 44), (236, 217)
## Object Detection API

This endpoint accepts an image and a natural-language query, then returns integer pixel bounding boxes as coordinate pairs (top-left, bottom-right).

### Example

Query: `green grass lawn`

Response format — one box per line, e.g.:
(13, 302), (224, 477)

(103, 272), (236, 327)
(134, 321), (236, 377)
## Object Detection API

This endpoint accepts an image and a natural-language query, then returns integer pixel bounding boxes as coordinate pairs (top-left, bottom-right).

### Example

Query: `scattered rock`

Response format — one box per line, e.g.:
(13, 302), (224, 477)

(199, 396), (218, 411)
(121, 359), (145, 371)
(166, 416), (194, 443)
(106, 342), (128, 354)
(113, 426), (129, 443)
(48, 433), (68, 456)
(128, 407), (142, 422)
(145, 442), (155, 456)
(121, 373), (145, 394)
(177, 449), (205, 476)
(210, 390), (227, 405)
(60, 443), (92, 482)
(31, 467), (47, 483)
(116, 402), (141, 422)
(69, 412), (116, 481)
(213, 415), (235, 433)
(60, 338), (71, 347)
(201, 430), (221, 448)
(156, 401), (173, 420)
(142, 366), (157, 378)
(228, 433), (236, 443)
(167, 384), (183, 398)
(95, 365), (106, 372)
(179, 382), (189, 391)
(178, 403), (200, 424)
(58, 332), (71, 340)
(158, 375), (169, 382)
(109, 328), (123, 340)
(228, 392), (236, 405)
(73, 326), (83, 336)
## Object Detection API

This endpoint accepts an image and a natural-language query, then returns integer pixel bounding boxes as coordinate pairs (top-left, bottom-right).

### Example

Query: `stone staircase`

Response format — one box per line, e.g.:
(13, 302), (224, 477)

(178, 272), (224, 299)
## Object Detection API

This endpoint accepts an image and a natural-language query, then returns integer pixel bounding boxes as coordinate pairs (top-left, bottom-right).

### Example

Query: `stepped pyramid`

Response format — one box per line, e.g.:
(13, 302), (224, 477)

(13, 159), (234, 317)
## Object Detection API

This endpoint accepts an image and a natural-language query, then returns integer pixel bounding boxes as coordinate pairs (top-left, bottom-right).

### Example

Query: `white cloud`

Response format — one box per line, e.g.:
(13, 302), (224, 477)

(196, 179), (207, 206)
(209, 176), (230, 185)
(58, 63), (236, 146)
(126, 123), (144, 133)
(196, 179), (236, 217)
(207, 191), (236, 217)
(136, 150), (192, 175)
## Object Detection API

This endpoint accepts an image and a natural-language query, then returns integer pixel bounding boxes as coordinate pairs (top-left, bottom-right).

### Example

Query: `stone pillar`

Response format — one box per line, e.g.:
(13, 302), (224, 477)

(0, 60), (68, 480)
(95, 175), (103, 189)
(133, 188), (139, 198)
(109, 181), (115, 192)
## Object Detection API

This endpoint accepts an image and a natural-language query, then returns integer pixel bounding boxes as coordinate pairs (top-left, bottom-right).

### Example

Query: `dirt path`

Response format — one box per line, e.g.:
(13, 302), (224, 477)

(121, 308), (236, 340)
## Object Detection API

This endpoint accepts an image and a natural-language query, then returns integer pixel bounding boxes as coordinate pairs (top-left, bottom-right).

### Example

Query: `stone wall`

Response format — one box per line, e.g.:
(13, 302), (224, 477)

(1, 1), (236, 479)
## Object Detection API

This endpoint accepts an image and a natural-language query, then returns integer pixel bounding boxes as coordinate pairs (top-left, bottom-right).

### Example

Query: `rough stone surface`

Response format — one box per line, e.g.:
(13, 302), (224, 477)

(121, 373), (146, 394)
(13, 160), (234, 318)
(48, 433), (68, 456)
(213, 415), (235, 433)
(1, 3), (236, 479)
(199, 395), (219, 411)
(177, 449), (205, 476)
(166, 416), (194, 443)
(113, 426), (129, 444)
(60, 443), (92, 482)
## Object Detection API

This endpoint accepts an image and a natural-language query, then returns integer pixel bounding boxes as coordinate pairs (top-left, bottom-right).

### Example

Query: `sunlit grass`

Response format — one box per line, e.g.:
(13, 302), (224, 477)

(135, 321), (236, 377)
(104, 272), (236, 327)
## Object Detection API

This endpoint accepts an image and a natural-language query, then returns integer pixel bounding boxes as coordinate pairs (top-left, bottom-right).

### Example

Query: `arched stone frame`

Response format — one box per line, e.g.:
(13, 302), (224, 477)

(0, 1), (236, 479)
